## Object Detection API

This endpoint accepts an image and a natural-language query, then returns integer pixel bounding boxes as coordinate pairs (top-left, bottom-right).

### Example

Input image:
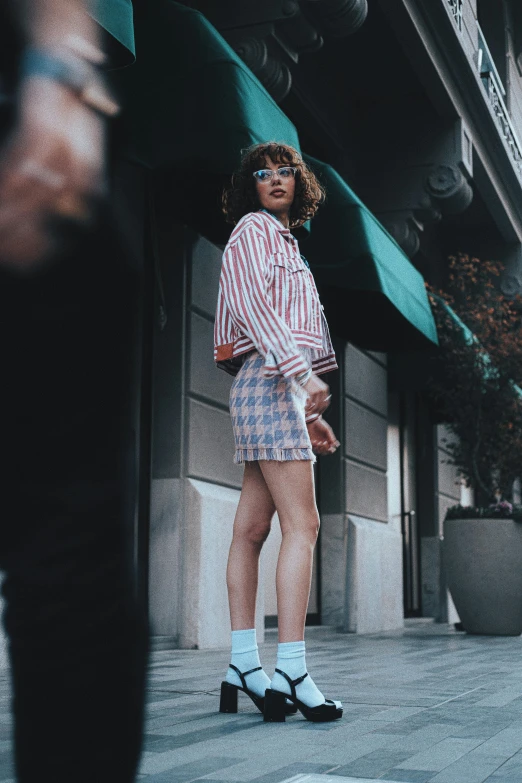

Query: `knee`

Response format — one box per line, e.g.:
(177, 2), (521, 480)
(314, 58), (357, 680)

(310, 514), (320, 542)
(249, 521), (272, 546)
(282, 511), (320, 544)
(238, 519), (272, 547)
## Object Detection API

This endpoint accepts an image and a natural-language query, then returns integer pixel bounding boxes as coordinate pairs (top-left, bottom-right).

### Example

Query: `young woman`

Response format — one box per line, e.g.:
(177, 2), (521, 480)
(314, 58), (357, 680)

(214, 142), (342, 723)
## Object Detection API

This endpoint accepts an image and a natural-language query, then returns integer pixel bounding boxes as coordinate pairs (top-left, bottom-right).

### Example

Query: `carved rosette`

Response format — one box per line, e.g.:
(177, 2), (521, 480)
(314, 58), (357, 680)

(500, 247), (522, 298)
(425, 164), (473, 215)
(500, 273), (522, 297)
(219, 0), (368, 105)
(301, 0), (368, 38)
(234, 37), (292, 103)
(413, 194), (442, 225)
(379, 216), (420, 258)
(276, 13), (324, 53)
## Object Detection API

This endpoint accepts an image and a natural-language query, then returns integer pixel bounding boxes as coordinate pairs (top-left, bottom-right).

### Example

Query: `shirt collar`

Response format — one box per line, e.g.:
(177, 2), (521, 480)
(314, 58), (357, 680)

(258, 209), (294, 240)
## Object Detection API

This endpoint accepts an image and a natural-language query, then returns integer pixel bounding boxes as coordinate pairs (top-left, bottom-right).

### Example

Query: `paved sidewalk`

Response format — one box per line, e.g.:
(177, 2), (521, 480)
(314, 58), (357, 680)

(140, 620), (522, 783)
(0, 620), (522, 782)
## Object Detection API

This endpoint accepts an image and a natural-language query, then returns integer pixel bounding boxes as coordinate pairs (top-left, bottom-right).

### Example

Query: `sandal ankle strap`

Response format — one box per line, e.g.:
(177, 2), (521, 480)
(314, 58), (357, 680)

(228, 663), (262, 691)
(274, 668), (309, 701)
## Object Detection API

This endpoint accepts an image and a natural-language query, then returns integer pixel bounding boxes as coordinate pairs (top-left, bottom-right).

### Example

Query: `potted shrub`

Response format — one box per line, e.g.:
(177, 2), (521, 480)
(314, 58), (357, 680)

(427, 253), (522, 635)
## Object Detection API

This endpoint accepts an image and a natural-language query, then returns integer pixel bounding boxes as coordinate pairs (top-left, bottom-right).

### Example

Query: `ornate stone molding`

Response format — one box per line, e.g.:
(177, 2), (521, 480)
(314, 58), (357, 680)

(300, 0), (368, 39)
(194, 0), (368, 104)
(378, 212), (420, 258)
(476, 22), (522, 183)
(413, 194), (442, 225)
(409, 0), (522, 238)
(482, 75), (522, 181)
(446, 0), (463, 33)
(425, 164), (473, 215)
(500, 246), (522, 298)
(233, 36), (292, 102)
(275, 12), (323, 55)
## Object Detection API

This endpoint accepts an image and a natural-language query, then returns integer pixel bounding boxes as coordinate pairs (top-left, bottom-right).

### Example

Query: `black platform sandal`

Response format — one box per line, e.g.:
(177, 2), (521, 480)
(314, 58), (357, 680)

(263, 669), (343, 723)
(220, 664), (297, 715)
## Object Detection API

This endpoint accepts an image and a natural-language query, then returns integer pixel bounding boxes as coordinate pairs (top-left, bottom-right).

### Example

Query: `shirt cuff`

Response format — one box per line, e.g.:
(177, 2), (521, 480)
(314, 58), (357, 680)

(312, 354), (338, 375)
(264, 351), (310, 379)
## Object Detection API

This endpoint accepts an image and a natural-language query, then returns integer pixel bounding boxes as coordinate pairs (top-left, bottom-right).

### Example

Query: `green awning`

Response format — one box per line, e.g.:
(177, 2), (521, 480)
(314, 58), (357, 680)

(119, 1), (301, 173)
(115, 0), (304, 241)
(300, 155), (439, 351)
(430, 293), (522, 400)
(90, 0), (135, 68)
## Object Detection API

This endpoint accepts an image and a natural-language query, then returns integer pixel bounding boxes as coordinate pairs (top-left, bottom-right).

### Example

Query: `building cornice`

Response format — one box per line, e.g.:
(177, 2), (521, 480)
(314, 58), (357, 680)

(380, 0), (522, 243)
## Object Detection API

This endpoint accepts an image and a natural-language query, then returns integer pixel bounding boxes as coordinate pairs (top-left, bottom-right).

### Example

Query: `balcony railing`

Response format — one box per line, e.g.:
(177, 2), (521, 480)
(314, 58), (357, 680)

(476, 22), (522, 181)
(447, 0), (463, 33)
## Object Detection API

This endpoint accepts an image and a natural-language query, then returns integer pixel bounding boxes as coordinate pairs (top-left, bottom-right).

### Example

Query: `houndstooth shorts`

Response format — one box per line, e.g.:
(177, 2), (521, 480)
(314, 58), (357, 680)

(229, 349), (315, 464)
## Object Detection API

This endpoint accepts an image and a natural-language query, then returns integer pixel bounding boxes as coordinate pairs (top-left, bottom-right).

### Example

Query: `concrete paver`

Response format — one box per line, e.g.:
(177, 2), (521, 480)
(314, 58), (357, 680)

(0, 620), (521, 782)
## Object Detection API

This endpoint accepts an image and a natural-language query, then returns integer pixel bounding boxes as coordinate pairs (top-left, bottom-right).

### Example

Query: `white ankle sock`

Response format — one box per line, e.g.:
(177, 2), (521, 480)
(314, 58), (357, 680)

(271, 640), (326, 708)
(226, 629), (271, 699)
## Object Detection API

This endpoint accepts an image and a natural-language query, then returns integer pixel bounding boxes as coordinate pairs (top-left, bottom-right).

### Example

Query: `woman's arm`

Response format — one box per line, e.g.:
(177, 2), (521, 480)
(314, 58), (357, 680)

(311, 309), (338, 375)
(221, 222), (311, 378)
(306, 416), (339, 455)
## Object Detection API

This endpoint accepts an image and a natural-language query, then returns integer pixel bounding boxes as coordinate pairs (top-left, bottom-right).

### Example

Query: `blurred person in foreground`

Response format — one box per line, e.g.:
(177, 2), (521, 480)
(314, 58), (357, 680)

(0, 2), (147, 781)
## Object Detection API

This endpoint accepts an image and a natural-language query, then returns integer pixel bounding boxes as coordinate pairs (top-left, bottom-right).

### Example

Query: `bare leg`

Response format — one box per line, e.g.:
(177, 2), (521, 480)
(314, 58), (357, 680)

(255, 461), (341, 712)
(224, 463), (277, 700)
(227, 461), (276, 630)
(257, 460), (319, 643)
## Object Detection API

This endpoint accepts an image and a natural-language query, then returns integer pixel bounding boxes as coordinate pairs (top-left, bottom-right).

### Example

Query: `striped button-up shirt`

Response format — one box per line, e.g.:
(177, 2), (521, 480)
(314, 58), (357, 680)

(214, 210), (338, 378)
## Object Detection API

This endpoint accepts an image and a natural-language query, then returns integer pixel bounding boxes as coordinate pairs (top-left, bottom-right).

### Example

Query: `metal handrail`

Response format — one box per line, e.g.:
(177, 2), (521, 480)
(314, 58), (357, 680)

(476, 20), (506, 97)
(476, 21), (522, 180)
(444, 1), (522, 181)
(446, 0), (463, 33)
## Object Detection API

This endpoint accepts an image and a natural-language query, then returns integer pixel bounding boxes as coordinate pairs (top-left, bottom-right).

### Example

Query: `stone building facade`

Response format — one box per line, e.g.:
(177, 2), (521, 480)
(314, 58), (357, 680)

(122, 0), (522, 648)
(129, 0), (522, 647)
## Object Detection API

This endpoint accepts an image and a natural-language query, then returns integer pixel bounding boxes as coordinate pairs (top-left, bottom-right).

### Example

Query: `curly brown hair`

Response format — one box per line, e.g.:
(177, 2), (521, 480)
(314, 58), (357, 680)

(222, 142), (325, 228)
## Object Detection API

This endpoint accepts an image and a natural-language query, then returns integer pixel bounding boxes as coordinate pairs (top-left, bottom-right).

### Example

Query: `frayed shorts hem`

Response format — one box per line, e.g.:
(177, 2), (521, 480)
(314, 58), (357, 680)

(234, 447), (316, 464)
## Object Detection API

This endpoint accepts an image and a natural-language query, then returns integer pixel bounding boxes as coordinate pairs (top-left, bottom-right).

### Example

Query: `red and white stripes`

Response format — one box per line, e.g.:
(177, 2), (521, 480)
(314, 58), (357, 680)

(214, 211), (338, 378)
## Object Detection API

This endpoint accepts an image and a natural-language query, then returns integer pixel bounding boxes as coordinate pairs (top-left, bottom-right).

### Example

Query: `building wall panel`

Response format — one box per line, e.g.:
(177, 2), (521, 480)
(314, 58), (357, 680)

(188, 311), (232, 407)
(320, 513), (347, 627)
(367, 350), (387, 366)
(149, 478), (183, 638)
(345, 459), (388, 522)
(186, 398), (242, 488)
(344, 398), (388, 471)
(346, 515), (403, 633)
(180, 479), (265, 649)
(190, 233), (223, 317)
(344, 344), (388, 416)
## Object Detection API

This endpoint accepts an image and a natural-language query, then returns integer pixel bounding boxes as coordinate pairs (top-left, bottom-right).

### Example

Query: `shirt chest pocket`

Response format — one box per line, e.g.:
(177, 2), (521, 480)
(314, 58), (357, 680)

(272, 251), (307, 274)
(271, 252), (321, 334)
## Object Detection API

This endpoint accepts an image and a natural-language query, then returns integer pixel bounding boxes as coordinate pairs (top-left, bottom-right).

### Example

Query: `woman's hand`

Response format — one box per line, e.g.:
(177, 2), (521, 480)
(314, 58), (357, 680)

(303, 373), (331, 417)
(306, 416), (339, 455)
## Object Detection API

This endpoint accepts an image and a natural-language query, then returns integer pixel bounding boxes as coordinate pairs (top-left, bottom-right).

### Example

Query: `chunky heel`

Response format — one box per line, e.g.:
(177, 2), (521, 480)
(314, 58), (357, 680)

(269, 669), (343, 723)
(218, 665), (297, 716)
(219, 681), (238, 713)
(263, 688), (287, 722)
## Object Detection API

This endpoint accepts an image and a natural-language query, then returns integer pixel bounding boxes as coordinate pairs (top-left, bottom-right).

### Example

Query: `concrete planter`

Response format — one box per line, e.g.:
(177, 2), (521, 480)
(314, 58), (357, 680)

(443, 517), (522, 635)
